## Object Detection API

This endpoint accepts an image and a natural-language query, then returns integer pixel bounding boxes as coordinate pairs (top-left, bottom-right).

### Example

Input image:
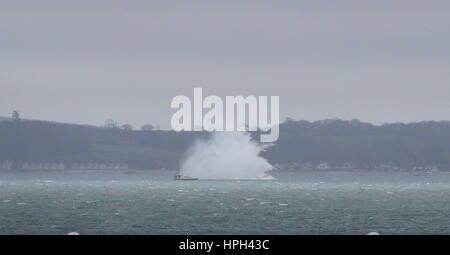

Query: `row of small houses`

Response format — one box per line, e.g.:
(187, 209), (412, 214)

(273, 162), (355, 171)
(0, 160), (13, 170)
(274, 162), (441, 172)
(0, 161), (129, 170)
(23, 162), (129, 170)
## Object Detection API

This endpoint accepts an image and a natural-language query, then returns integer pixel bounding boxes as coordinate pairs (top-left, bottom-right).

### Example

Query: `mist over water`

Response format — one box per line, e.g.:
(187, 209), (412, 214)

(180, 132), (274, 180)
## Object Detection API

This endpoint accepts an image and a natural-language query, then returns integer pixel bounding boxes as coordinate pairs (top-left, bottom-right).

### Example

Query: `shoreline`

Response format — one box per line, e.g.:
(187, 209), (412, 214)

(0, 169), (177, 174)
(0, 169), (448, 176)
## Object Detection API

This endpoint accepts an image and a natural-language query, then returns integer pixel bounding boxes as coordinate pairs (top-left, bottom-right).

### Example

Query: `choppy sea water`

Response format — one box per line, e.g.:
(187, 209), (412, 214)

(0, 171), (449, 234)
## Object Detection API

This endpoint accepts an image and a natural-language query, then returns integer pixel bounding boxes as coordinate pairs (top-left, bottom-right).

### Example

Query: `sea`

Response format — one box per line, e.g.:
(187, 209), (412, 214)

(0, 171), (449, 234)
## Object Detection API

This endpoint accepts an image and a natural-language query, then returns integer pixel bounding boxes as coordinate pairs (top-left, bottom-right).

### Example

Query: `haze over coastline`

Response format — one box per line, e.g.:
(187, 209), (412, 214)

(1, 116), (449, 172)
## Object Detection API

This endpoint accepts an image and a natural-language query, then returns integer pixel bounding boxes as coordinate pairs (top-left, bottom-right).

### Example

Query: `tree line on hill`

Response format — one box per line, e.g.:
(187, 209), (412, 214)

(0, 116), (449, 171)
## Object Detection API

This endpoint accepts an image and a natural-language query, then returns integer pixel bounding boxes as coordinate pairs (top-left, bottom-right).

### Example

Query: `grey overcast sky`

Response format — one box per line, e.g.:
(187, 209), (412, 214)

(1, 0), (449, 129)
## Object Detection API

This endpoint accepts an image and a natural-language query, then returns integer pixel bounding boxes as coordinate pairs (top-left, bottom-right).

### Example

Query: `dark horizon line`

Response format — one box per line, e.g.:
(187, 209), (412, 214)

(1, 115), (450, 131)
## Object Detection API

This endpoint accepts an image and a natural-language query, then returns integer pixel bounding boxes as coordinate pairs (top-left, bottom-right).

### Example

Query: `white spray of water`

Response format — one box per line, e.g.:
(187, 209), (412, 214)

(180, 132), (274, 180)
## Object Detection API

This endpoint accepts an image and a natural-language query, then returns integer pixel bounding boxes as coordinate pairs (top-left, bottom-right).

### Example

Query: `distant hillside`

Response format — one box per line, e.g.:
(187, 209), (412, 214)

(262, 119), (450, 171)
(0, 118), (205, 169)
(0, 118), (449, 171)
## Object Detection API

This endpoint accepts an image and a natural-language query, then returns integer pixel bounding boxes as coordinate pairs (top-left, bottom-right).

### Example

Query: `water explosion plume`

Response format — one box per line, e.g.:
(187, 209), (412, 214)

(180, 132), (274, 180)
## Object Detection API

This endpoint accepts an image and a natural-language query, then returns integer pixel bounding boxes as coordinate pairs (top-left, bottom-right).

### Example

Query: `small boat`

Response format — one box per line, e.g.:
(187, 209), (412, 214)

(174, 173), (198, 180)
